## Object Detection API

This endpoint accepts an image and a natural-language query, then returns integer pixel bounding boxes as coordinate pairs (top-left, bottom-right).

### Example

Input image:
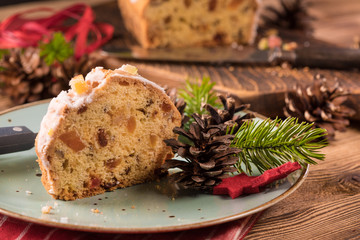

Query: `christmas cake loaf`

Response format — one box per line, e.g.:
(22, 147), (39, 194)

(118, 0), (260, 48)
(35, 65), (181, 200)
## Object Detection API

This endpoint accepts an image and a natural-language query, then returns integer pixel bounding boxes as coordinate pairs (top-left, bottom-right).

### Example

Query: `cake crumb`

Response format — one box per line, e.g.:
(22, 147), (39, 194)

(131, 205), (136, 209)
(91, 208), (102, 214)
(41, 206), (52, 214)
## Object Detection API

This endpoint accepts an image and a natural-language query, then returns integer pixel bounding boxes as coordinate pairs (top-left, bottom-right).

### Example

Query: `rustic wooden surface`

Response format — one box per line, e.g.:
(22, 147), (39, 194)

(1, 0), (360, 239)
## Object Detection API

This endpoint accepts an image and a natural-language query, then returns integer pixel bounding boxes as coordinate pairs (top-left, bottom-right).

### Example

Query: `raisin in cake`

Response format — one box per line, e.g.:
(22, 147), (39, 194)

(118, 0), (260, 48)
(35, 65), (181, 200)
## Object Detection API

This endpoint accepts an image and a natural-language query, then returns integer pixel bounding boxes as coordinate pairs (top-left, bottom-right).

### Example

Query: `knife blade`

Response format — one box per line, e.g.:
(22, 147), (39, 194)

(102, 45), (360, 70)
(0, 126), (37, 154)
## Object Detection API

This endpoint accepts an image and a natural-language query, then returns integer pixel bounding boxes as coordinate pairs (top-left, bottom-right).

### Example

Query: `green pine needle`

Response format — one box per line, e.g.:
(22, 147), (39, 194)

(179, 77), (221, 128)
(0, 49), (9, 60)
(232, 117), (328, 174)
(0, 49), (9, 72)
(40, 32), (74, 66)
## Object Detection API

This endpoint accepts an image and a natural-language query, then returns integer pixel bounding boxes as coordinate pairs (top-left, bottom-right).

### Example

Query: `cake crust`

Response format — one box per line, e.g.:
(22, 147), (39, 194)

(35, 66), (181, 200)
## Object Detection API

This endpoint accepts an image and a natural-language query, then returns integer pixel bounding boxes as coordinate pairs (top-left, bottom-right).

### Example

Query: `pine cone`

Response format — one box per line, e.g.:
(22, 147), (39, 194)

(164, 86), (187, 120)
(0, 49), (105, 104)
(261, 0), (314, 33)
(163, 96), (254, 191)
(284, 75), (356, 139)
(50, 53), (106, 96)
(205, 95), (253, 134)
(0, 48), (50, 104)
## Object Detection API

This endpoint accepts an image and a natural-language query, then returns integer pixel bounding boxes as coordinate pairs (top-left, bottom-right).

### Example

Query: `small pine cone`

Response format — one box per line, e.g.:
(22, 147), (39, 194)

(163, 115), (241, 191)
(54, 52), (106, 81)
(204, 94), (254, 134)
(163, 96), (254, 191)
(261, 0), (314, 33)
(164, 86), (188, 126)
(50, 52), (106, 96)
(0, 49), (106, 104)
(0, 48), (50, 104)
(284, 75), (356, 139)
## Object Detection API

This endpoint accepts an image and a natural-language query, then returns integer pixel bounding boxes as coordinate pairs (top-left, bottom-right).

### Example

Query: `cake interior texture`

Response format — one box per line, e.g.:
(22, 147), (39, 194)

(119, 0), (259, 48)
(36, 67), (181, 200)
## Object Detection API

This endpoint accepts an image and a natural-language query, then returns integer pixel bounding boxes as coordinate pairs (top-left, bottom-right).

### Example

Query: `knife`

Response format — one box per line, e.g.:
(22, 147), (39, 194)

(0, 126), (37, 154)
(102, 45), (360, 70)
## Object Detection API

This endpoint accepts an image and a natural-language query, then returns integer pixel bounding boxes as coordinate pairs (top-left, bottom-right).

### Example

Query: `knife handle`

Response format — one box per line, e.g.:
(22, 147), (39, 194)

(294, 47), (360, 70)
(0, 126), (37, 155)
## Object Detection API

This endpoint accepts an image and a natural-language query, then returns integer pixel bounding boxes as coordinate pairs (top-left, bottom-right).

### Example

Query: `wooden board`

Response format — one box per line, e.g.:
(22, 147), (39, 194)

(105, 58), (360, 121)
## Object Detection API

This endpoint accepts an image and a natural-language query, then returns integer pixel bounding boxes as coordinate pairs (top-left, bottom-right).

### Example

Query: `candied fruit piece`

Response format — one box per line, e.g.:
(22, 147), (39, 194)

(150, 134), (157, 147)
(48, 128), (54, 136)
(105, 158), (121, 169)
(184, 0), (192, 7)
(161, 102), (172, 112)
(118, 81), (130, 86)
(119, 64), (138, 75)
(209, 0), (217, 11)
(97, 129), (108, 147)
(127, 116), (136, 133)
(90, 176), (101, 189)
(59, 130), (86, 152)
(77, 105), (88, 114)
(112, 112), (126, 125)
(69, 75), (89, 95)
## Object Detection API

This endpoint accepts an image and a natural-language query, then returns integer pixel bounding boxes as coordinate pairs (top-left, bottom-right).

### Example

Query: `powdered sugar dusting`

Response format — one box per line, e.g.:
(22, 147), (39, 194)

(114, 66), (164, 92)
(85, 66), (106, 82)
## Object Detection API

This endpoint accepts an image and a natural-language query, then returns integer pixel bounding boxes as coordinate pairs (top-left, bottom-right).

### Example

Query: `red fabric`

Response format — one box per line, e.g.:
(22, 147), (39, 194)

(0, 212), (262, 240)
(0, 4), (114, 59)
(213, 162), (301, 199)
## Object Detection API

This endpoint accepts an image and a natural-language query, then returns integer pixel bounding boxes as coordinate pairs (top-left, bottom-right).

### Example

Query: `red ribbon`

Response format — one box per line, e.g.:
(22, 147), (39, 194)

(0, 3), (114, 59)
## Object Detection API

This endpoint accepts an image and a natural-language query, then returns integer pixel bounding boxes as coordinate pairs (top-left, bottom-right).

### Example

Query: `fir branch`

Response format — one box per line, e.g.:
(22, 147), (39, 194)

(232, 117), (328, 174)
(179, 77), (221, 128)
(0, 49), (9, 71)
(40, 32), (73, 66)
(0, 49), (9, 60)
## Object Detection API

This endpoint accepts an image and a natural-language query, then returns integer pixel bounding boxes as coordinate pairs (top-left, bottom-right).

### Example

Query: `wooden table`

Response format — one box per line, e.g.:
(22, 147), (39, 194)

(1, 0), (360, 239)
(245, 1), (360, 238)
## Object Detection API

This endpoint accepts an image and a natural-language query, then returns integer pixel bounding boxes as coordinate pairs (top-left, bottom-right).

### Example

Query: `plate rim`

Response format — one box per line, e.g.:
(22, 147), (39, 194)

(0, 100), (309, 234)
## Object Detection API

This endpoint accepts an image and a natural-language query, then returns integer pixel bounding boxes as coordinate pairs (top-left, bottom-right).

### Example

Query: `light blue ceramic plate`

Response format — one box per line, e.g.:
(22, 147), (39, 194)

(0, 100), (308, 233)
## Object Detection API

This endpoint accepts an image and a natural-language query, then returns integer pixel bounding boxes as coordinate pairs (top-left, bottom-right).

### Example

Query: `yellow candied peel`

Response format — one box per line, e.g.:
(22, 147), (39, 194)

(70, 74), (90, 95)
(48, 128), (54, 136)
(120, 64), (138, 75)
